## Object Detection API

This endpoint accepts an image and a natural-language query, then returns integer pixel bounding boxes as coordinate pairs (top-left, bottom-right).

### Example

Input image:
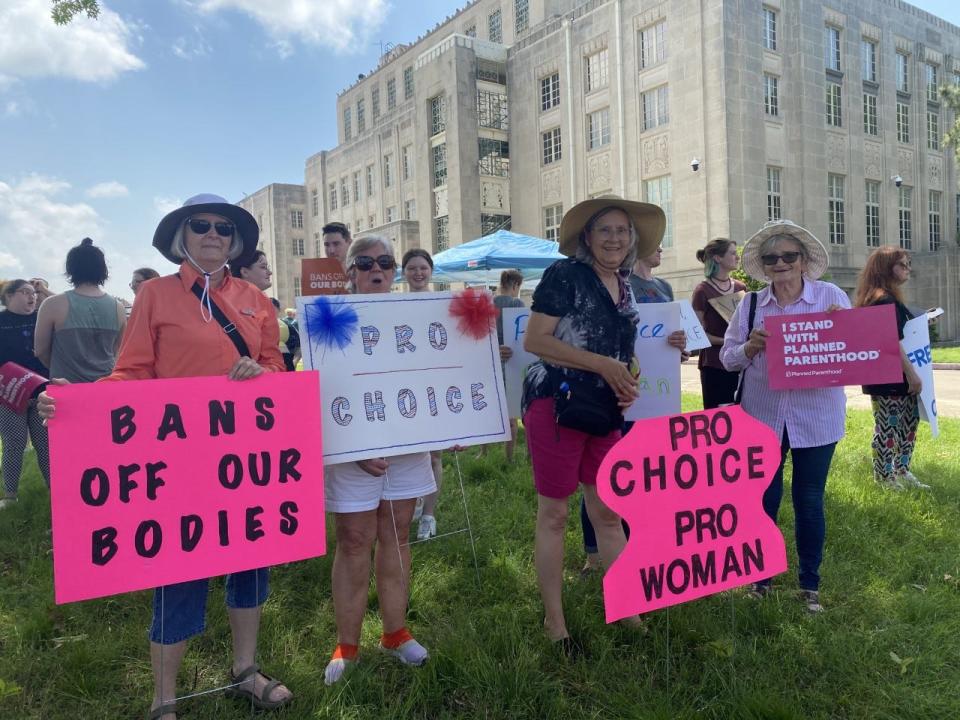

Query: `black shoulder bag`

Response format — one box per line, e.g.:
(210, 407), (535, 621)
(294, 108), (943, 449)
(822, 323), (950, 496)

(732, 292), (758, 405)
(189, 281), (251, 358)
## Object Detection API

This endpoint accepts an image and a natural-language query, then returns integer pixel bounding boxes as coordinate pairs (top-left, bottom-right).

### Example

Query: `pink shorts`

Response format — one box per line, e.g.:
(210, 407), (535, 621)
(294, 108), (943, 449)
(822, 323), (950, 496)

(523, 398), (622, 499)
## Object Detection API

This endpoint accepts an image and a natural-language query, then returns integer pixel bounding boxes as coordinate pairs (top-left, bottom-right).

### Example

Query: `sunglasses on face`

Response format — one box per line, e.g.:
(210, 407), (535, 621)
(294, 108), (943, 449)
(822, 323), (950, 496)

(353, 255), (396, 272)
(187, 218), (235, 237)
(760, 251), (801, 266)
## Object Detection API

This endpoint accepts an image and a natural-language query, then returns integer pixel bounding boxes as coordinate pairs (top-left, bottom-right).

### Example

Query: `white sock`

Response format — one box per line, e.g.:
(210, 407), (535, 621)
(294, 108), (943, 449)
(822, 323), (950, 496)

(324, 657), (355, 685)
(381, 638), (429, 666)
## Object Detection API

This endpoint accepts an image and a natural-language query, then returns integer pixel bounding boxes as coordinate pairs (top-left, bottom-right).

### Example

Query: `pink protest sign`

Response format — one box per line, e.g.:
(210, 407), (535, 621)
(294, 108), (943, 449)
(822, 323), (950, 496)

(0, 361), (48, 413)
(599, 407), (786, 621)
(765, 305), (901, 389)
(48, 371), (325, 604)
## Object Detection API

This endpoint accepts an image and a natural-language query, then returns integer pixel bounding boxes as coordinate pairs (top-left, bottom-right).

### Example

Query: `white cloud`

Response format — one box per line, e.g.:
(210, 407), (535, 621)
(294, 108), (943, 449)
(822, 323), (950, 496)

(153, 196), (182, 219)
(86, 181), (129, 199)
(0, 0), (144, 84)
(172, 27), (211, 59)
(193, 0), (389, 53)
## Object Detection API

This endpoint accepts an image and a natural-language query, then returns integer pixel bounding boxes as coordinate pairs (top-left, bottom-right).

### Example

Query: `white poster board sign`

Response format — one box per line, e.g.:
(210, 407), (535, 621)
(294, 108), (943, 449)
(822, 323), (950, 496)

(675, 299), (711, 351)
(624, 303), (682, 421)
(298, 292), (511, 462)
(502, 307), (538, 418)
(901, 315), (938, 438)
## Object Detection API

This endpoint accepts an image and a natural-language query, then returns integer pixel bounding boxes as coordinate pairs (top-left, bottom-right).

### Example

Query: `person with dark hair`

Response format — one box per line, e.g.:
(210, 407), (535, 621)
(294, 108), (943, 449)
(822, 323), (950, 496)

(130, 267), (160, 296)
(229, 250), (272, 292)
(854, 246), (927, 491)
(0, 279), (50, 508)
(322, 222), (352, 267)
(692, 238), (746, 408)
(34, 238), (125, 383)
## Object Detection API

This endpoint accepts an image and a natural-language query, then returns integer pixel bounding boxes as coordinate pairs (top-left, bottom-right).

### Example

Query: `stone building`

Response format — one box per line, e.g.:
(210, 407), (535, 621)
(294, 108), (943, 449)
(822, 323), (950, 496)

(299, 0), (960, 335)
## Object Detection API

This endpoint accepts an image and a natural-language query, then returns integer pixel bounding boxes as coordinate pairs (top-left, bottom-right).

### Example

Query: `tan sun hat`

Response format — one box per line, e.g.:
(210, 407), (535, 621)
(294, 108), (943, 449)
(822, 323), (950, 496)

(558, 195), (665, 259)
(740, 219), (829, 282)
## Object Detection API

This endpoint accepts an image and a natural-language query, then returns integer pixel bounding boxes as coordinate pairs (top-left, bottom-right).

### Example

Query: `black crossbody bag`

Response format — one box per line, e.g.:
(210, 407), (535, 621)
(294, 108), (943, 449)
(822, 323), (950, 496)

(189, 281), (251, 358)
(732, 292), (758, 405)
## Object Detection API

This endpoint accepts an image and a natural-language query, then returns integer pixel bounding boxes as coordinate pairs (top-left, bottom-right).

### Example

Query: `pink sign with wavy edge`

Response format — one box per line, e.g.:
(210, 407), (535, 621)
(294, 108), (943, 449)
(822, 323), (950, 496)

(48, 372), (325, 604)
(599, 406), (786, 622)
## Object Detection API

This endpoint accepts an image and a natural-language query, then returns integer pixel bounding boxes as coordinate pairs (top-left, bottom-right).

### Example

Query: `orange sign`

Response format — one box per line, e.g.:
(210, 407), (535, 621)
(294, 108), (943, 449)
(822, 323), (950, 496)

(300, 258), (349, 296)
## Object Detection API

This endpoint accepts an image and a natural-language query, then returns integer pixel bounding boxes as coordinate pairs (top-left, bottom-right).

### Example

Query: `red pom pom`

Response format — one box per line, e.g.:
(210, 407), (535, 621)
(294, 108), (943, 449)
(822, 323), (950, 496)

(448, 288), (498, 340)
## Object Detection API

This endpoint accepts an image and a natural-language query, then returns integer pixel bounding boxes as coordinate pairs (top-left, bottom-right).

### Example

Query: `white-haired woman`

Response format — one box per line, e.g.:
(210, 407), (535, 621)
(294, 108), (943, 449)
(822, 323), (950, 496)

(323, 236), (435, 684)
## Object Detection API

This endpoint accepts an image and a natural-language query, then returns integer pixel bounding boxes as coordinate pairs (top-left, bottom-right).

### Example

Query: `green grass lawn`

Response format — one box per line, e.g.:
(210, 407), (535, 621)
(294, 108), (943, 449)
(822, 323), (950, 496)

(2, 397), (959, 719)
(932, 344), (960, 364)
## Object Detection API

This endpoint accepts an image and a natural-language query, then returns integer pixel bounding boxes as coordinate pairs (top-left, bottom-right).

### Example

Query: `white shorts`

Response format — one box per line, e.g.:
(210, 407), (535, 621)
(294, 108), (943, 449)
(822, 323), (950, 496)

(324, 452), (436, 514)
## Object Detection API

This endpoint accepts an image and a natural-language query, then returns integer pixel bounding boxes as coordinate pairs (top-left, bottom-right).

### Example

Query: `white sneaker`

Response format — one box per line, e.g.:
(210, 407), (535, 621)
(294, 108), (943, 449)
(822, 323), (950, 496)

(900, 471), (930, 490)
(323, 656), (356, 685)
(0, 497), (16, 510)
(412, 497), (424, 521)
(417, 514), (436, 540)
(876, 476), (904, 491)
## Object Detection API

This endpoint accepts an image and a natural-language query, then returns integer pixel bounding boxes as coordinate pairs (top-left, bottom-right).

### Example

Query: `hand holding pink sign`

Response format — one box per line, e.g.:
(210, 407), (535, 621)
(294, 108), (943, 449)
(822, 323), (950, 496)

(598, 406), (786, 622)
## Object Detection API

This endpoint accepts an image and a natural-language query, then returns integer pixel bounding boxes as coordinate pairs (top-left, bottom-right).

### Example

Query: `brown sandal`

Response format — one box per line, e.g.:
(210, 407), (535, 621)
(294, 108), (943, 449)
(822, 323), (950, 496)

(225, 663), (292, 710)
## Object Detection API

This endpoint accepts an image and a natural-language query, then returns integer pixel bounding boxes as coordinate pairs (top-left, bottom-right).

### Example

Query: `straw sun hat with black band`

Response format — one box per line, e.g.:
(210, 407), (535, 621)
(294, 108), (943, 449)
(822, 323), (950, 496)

(739, 219), (829, 283)
(558, 195), (665, 260)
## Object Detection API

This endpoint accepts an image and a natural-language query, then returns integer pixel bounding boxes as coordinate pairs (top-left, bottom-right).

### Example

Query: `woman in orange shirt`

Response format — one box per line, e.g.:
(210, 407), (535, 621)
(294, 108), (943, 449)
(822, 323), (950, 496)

(39, 194), (291, 720)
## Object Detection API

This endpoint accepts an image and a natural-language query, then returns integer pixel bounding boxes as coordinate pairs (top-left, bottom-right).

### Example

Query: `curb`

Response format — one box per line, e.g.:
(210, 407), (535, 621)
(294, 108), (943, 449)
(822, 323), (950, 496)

(933, 363), (960, 370)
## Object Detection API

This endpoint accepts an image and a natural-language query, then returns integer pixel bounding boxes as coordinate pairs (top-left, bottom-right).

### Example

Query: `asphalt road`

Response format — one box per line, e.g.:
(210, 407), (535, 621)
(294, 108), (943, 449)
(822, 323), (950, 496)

(679, 363), (960, 417)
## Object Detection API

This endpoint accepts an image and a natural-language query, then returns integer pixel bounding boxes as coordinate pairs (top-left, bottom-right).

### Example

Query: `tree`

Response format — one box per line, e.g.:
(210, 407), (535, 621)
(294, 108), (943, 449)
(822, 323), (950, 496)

(941, 84), (960, 165)
(51, 0), (100, 25)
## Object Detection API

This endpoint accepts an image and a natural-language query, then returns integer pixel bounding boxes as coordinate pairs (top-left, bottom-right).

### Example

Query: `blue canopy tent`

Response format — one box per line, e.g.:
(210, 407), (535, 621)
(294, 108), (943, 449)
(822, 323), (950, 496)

(430, 229), (565, 285)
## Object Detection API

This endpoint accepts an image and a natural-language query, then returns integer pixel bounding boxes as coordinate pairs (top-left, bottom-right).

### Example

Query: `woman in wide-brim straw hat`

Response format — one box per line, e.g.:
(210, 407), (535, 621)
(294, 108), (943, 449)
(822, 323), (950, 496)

(39, 194), (291, 719)
(521, 195), (662, 650)
(720, 219), (849, 615)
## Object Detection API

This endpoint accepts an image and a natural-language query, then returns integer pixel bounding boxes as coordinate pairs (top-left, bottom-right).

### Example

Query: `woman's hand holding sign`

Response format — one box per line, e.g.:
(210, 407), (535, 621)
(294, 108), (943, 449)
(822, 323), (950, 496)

(594, 355), (639, 407)
(744, 328), (769, 359)
(228, 357), (265, 381)
(356, 457), (389, 477)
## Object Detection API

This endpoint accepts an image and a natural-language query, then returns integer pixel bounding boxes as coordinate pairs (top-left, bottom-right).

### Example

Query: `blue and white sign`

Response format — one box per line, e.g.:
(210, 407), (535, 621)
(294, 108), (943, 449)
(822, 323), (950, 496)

(902, 314), (938, 438)
(502, 307), (539, 418)
(624, 303), (682, 422)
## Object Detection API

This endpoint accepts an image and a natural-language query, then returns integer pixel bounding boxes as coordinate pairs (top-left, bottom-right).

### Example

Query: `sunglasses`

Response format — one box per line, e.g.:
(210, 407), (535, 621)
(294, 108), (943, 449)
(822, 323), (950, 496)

(760, 251), (801, 266)
(187, 218), (235, 237)
(353, 255), (396, 272)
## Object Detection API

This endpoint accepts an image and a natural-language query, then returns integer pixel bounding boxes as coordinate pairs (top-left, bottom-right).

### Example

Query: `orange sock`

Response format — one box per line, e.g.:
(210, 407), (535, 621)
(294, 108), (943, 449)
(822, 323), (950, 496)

(331, 643), (358, 660)
(380, 627), (414, 649)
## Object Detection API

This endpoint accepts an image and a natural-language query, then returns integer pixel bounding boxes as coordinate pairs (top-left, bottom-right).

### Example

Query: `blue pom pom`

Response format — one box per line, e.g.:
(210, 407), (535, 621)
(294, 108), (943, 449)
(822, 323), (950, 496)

(304, 296), (359, 355)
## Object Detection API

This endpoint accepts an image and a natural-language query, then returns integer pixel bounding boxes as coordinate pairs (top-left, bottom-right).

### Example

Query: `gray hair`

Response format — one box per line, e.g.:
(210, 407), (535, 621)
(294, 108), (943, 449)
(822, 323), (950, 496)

(574, 207), (638, 271)
(169, 218), (245, 263)
(346, 234), (395, 292)
(758, 233), (806, 259)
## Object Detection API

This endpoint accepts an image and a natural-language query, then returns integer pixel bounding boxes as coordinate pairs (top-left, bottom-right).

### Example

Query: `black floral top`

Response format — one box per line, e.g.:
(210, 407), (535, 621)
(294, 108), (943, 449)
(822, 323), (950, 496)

(521, 258), (638, 415)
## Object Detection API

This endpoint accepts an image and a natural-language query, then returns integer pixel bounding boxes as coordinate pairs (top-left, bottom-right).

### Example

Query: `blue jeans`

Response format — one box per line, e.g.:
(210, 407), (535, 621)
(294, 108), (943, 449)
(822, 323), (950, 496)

(758, 432), (837, 592)
(149, 568), (270, 644)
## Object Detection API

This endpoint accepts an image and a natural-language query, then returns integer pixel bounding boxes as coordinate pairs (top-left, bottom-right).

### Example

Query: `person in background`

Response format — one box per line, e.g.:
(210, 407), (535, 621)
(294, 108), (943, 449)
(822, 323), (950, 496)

(490, 269), (525, 463)
(630, 245), (673, 303)
(130, 267), (160, 296)
(401, 248), (444, 541)
(692, 238), (747, 408)
(29, 277), (56, 304)
(854, 246), (927, 491)
(34, 238), (126, 384)
(229, 249), (272, 292)
(323, 222), (352, 268)
(270, 297), (300, 372)
(721, 220), (849, 614)
(283, 308), (298, 331)
(0, 280), (50, 508)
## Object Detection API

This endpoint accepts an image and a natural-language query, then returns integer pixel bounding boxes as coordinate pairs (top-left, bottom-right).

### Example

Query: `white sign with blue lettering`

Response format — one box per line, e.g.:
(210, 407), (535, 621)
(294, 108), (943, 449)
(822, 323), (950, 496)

(901, 315), (938, 438)
(298, 291), (512, 462)
(624, 302), (682, 422)
(502, 307), (538, 418)
(675, 299), (712, 352)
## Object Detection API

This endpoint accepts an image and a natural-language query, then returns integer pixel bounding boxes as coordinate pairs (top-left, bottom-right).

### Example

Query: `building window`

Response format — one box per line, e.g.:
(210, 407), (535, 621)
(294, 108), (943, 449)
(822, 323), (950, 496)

(328, 182), (337, 211)
(640, 21), (666, 68)
(478, 90), (508, 129)
(544, 204), (563, 242)
(387, 78), (397, 109)
(311, 187), (319, 217)
(366, 165), (375, 196)
(488, 9), (502, 43)
(353, 172), (361, 202)
(403, 67), (414, 100)
(477, 59), (507, 84)
(404, 199), (416, 221)
(385, 206), (396, 223)
(292, 238), (304, 256)
(542, 127), (562, 165)
(465, 24), (476, 38)
(766, 167), (782, 221)
(430, 95), (446, 135)
(927, 112), (941, 150)
(896, 52), (909, 93)
(478, 138), (510, 177)
(925, 63), (939, 102)
(762, 8), (777, 51)
(865, 180), (881, 247)
(541, 73), (560, 111)
(863, 93), (878, 135)
(435, 216), (449, 252)
(432, 143), (447, 187)
(643, 176), (673, 247)
(896, 102), (910, 143)
(824, 26), (841, 72)
(315, 236), (322, 255)
(642, 85), (669, 130)
(356, 98), (365, 132)
(372, 86), (380, 119)
(861, 39), (877, 82)
(585, 49), (609, 92)
(898, 186), (912, 250)
(482, 214), (511, 235)
(402, 145), (411, 181)
(588, 107), (611, 150)
(827, 174), (845, 245)
(515, 0), (528, 33)
(929, 190), (942, 251)
(293, 275), (300, 291)
(340, 177), (349, 206)
(291, 209), (303, 229)
(343, 107), (351, 140)
(764, 74), (779, 116)
(383, 154), (393, 188)
(826, 82), (842, 127)
(368, 214), (375, 228)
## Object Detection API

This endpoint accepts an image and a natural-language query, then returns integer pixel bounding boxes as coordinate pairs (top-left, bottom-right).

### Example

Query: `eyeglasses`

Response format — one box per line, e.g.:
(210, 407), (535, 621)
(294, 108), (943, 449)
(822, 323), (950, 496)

(15, 288), (37, 297)
(352, 255), (396, 272)
(760, 252), (801, 266)
(897, 261), (912, 270)
(186, 218), (235, 237)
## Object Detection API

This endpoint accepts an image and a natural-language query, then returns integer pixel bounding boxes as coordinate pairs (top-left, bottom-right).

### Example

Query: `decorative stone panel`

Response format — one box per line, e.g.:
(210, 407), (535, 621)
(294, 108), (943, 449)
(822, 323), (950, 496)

(897, 149), (914, 183)
(863, 142), (882, 179)
(826, 134), (847, 172)
(434, 188), (448, 218)
(587, 152), (612, 195)
(542, 169), (562, 204)
(929, 156), (943, 189)
(481, 180), (509, 212)
(894, 36), (912, 53)
(860, 22), (880, 41)
(641, 133), (670, 176)
(823, 8), (845, 27)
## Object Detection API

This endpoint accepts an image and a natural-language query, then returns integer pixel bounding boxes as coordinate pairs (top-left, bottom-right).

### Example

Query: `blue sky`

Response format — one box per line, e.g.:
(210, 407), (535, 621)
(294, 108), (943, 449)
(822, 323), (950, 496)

(1, 0), (959, 299)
